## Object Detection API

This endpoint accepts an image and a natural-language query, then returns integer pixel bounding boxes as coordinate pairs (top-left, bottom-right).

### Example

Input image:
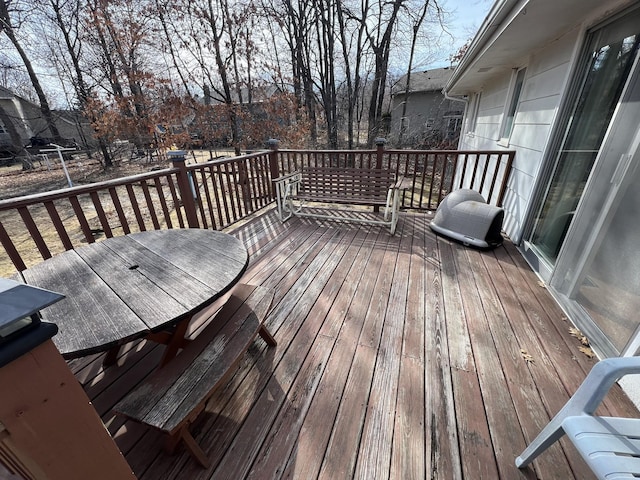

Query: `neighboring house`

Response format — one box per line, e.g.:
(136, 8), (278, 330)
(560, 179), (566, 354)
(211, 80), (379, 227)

(390, 67), (464, 147)
(0, 86), (92, 155)
(0, 86), (38, 153)
(444, 0), (640, 370)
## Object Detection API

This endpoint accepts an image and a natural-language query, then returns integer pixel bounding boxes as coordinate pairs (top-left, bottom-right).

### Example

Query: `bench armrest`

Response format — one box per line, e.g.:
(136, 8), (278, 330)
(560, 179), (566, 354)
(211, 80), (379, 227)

(392, 175), (408, 190)
(273, 171), (301, 184)
(274, 172), (302, 222)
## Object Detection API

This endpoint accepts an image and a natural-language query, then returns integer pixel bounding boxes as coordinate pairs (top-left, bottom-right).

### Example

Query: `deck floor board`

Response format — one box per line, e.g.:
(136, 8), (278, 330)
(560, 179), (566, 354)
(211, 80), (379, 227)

(60, 209), (639, 479)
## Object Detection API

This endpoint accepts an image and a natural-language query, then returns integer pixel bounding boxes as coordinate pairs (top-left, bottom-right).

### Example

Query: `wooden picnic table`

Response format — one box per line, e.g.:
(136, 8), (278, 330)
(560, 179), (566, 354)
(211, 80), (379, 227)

(15, 228), (249, 364)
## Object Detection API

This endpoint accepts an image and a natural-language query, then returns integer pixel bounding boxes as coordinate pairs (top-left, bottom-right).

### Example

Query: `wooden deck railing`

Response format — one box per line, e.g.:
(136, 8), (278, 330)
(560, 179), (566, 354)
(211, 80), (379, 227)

(275, 142), (514, 209)
(0, 151), (274, 274)
(0, 144), (513, 275)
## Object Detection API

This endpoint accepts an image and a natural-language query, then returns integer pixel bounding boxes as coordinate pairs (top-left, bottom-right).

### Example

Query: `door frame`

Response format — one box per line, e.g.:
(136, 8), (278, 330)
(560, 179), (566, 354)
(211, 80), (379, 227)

(520, 3), (640, 357)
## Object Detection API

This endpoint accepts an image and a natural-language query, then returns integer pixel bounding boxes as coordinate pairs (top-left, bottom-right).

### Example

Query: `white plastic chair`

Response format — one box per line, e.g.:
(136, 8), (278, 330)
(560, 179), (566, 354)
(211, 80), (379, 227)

(516, 357), (640, 479)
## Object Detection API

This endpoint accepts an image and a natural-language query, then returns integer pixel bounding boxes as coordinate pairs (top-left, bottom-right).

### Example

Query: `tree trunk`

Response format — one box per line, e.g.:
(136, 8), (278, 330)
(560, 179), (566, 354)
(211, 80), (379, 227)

(0, 0), (61, 141)
(49, 0), (113, 167)
(365, 0), (404, 145)
(399, 3), (430, 147)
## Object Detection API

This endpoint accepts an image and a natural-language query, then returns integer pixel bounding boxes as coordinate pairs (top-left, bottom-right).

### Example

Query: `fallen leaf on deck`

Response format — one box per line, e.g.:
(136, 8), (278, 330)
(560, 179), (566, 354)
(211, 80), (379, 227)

(569, 327), (590, 346)
(520, 349), (535, 363)
(579, 346), (595, 358)
(537, 280), (546, 288)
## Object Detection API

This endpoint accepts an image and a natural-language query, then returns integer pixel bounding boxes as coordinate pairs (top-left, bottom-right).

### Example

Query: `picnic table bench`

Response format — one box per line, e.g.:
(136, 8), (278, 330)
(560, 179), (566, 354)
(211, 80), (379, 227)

(113, 284), (276, 467)
(274, 166), (406, 234)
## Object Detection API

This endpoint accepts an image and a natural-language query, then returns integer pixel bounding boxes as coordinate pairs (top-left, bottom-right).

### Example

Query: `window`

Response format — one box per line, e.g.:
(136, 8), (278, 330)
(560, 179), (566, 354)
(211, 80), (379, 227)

(500, 67), (526, 142)
(445, 116), (463, 140)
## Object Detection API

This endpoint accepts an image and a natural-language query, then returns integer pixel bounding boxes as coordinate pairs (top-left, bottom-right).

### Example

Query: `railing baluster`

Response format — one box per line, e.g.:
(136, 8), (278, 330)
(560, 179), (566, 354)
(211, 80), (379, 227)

(237, 159), (252, 214)
(0, 219), (26, 272)
(18, 206), (51, 259)
(428, 153), (438, 209)
(419, 156), (428, 209)
(109, 187), (131, 234)
(189, 172), (208, 229)
(209, 165), (225, 227)
(197, 168), (215, 230)
(140, 180), (160, 230)
(44, 201), (73, 250)
(459, 153), (469, 190)
(166, 175), (184, 228)
(89, 192), (113, 238)
(449, 154), (460, 197)
(228, 162), (243, 222)
(125, 184), (146, 231)
(436, 154), (448, 206)
(487, 154), (501, 204)
(69, 196), (95, 243)
(246, 157), (260, 210)
(497, 152), (515, 207)
(153, 177), (173, 229)
(478, 153), (490, 193)
(470, 153), (480, 191)
(218, 164), (233, 226)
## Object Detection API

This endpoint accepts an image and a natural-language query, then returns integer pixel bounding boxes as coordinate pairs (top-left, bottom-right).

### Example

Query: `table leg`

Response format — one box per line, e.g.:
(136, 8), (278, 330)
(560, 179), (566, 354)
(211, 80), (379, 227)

(158, 316), (192, 367)
(102, 345), (121, 367)
(258, 325), (277, 347)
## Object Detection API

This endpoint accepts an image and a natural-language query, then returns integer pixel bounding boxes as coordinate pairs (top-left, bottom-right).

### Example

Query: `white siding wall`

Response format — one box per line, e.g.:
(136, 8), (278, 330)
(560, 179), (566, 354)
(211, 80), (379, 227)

(458, 30), (579, 242)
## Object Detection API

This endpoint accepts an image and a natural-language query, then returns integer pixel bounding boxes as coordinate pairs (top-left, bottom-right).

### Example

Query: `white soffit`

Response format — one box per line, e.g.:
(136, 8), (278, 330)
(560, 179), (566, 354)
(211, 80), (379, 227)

(446, 0), (630, 95)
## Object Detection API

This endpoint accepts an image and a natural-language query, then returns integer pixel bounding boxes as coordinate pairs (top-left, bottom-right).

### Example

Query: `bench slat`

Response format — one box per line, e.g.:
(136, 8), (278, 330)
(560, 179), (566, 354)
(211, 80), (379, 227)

(300, 167), (395, 203)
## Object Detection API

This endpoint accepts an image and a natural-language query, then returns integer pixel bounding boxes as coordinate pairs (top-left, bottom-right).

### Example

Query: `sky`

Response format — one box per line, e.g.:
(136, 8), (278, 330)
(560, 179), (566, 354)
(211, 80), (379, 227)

(427, 0), (494, 69)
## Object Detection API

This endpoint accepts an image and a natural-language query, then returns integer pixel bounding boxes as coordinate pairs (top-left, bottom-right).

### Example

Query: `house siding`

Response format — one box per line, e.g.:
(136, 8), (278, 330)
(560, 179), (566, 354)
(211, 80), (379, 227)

(0, 87), (94, 151)
(458, 29), (578, 241)
(389, 92), (463, 146)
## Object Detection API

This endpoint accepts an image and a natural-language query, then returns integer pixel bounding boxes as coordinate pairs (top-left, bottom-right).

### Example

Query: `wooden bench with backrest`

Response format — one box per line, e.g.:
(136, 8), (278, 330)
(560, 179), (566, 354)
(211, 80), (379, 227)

(274, 166), (406, 234)
(113, 284), (276, 468)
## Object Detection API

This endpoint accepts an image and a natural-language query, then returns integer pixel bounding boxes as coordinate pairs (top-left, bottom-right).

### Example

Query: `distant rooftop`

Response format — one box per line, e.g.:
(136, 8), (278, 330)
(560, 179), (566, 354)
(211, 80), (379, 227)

(392, 67), (454, 95)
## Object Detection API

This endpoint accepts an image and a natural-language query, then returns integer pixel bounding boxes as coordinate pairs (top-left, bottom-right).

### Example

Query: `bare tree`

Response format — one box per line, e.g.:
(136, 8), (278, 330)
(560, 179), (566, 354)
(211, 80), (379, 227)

(39, 0), (117, 166)
(260, 0), (318, 144)
(398, 0), (440, 146)
(336, 0), (367, 148)
(310, 0), (339, 148)
(361, 0), (405, 144)
(0, 0), (61, 140)
(0, 0), (453, 153)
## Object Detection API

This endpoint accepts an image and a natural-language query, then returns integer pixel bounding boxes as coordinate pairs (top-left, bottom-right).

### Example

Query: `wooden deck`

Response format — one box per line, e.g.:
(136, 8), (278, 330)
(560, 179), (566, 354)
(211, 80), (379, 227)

(65, 209), (637, 479)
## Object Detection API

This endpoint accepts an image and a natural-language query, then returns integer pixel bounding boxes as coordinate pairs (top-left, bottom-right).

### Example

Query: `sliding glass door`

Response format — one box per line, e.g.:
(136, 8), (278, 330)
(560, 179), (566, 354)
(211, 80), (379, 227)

(526, 10), (640, 269)
(525, 6), (640, 356)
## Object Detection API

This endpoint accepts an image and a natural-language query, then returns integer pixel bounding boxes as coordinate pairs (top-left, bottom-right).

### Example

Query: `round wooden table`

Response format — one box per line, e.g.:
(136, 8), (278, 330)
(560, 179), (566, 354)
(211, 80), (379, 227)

(17, 229), (249, 360)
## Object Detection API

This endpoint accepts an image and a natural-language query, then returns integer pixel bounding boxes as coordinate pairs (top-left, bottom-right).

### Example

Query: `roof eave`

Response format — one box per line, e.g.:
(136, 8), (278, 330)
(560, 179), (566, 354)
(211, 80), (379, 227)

(445, 0), (524, 96)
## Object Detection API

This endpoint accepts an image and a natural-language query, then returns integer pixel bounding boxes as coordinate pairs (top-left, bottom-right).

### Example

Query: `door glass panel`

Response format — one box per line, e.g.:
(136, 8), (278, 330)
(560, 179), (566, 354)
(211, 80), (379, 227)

(528, 17), (640, 264)
(573, 155), (640, 353)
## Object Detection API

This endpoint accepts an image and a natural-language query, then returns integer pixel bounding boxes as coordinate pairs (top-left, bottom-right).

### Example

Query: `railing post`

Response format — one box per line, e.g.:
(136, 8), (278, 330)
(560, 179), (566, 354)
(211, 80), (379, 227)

(375, 137), (386, 169)
(267, 138), (280, 199)
(496, 151), (515, 207)
(374, 138), (387, 212)
(168, 150), (200, 228)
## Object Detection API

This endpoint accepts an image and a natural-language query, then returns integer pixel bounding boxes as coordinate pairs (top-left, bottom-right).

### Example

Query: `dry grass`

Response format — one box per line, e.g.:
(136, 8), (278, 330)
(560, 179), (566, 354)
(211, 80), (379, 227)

(0, 152), (218, 277)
